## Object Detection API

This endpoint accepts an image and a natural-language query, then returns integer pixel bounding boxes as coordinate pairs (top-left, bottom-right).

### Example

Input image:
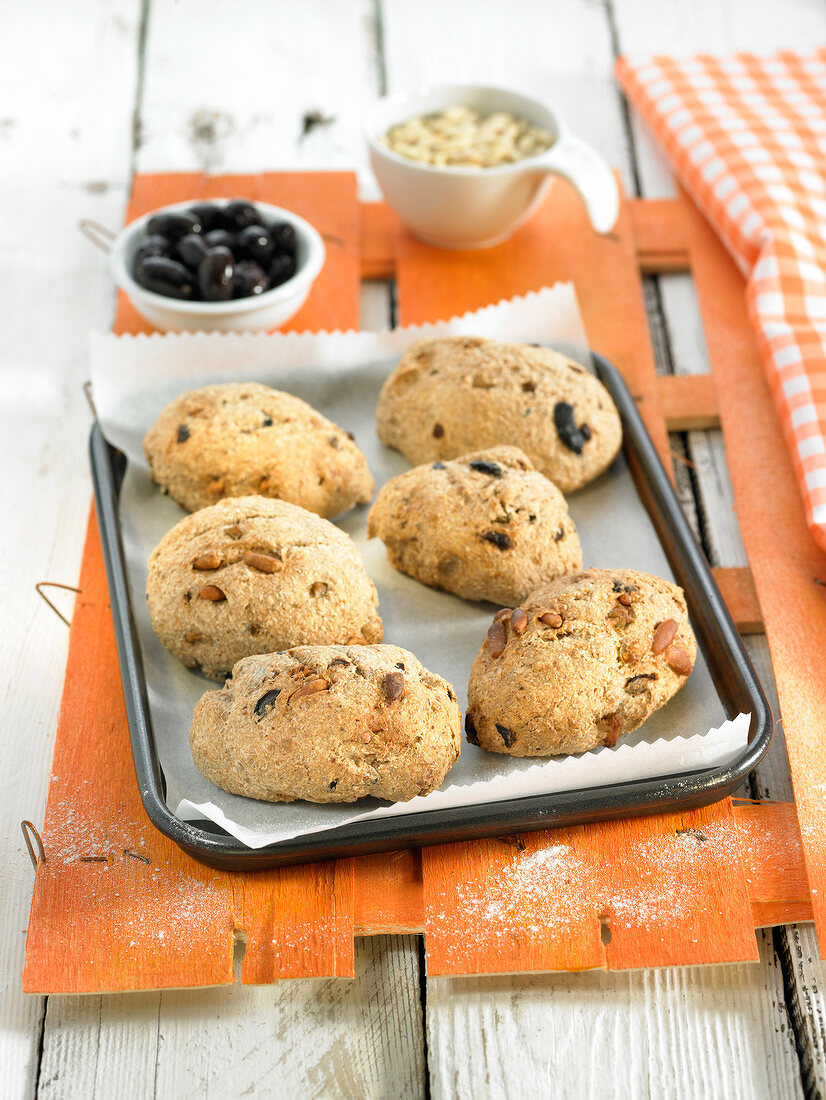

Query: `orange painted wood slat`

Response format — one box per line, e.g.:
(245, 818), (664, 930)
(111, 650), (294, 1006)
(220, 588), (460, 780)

(658, 373), (720, 431)
(734, 801), (812, 928)
(348, 803), (813, 939)
(114, 172), (360, 335)
(23, 507), (237, 994)
(422, 802), (759, 977)
(358, 197), (695, 283)
(629, 196), (691, 273)
(683, 190), (826, 957)
(354, 804), (811, 940)
(359, 200), (397, 281)
(713, 566), (763, 634)
(391, 176), (758, 973)
(233, 859), (355, 982)
(352, 851), (425, 935)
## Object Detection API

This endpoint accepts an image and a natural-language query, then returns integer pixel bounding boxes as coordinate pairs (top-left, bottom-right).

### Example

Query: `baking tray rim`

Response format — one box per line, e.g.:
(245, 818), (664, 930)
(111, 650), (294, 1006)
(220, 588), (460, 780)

(88, 351), (773, 871)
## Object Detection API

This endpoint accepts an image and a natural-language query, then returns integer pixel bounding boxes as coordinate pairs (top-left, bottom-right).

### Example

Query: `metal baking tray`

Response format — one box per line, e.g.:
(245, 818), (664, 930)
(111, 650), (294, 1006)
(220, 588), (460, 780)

(89, 352), (772, 871)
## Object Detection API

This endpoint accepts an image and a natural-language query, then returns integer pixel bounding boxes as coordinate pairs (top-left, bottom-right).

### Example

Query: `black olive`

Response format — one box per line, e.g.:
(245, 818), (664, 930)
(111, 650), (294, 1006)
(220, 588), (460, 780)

(221, 199), (260, 231)
(480, 530), (512, 550)
(469, 460), (502, 477)
(253, 689), (281, 719)
(204, 228), (236, 251)
(553, 401), (590, 455)
(198, 246), (236, 301)
(268, 252), (297, 287)
(234, 260), (270, 298)
(188, 203), (223, 232)
(134, 257), (198, 299)
(235, 224), (274, 264)
(496, 723), (516, 747)
(146, 210), (202, 241)
(270, 221), (298, 256)
(177, 233), (210, 270)
(134, 234), (171, 266)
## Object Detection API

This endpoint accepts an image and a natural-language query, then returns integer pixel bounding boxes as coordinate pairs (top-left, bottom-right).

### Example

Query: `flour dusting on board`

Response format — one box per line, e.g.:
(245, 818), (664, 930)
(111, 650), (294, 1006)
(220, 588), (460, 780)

(426, 815), (749, 967)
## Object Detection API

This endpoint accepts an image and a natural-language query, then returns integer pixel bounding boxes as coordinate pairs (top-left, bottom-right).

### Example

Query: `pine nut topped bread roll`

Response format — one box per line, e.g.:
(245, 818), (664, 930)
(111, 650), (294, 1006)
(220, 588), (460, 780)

(147, 496), (382, 680)
(466, 568), (696, 757)
(190, 644), (462, 803)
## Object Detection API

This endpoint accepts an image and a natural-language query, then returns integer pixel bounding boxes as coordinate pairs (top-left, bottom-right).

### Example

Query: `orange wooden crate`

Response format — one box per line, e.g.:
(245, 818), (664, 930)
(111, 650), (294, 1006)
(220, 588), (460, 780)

(22, 171), (822, 992)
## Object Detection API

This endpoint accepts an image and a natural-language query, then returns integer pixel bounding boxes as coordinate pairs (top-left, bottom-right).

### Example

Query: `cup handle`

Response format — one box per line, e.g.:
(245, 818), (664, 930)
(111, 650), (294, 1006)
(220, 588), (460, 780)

(535, 134), (619, 234)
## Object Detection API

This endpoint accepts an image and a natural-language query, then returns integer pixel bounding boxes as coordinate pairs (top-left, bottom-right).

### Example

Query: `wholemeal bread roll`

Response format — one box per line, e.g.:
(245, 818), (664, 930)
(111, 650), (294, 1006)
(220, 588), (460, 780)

(144, 381), (374, 517)
(376, 337), (622, 492)
(466, 568), (696, 756)
(147, 496), (382, 680)
(190, 644), (462, 803)
(367, 446), (581, 605)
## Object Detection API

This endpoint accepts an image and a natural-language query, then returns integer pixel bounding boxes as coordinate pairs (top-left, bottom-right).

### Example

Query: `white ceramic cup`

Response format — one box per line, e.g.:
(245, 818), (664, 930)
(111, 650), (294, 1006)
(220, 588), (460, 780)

(366, 84), (619, 249)
(107, 199), (326, 333)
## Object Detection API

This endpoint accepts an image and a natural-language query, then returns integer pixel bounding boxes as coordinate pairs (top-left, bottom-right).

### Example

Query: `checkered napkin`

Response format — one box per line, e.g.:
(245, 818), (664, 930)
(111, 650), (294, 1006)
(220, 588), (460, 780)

(616, 49), (826, 552)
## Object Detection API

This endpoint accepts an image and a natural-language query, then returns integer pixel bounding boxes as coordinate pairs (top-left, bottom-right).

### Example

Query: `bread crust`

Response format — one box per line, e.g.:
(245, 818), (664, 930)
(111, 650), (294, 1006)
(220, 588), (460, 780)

(144, 382), (374, 517)
(367, 446), (581, 605)
(190, 644), (462, 803)
(376, 338), (622, 492)
(467, 568), (696, 756)
(147, 496), (382, 680)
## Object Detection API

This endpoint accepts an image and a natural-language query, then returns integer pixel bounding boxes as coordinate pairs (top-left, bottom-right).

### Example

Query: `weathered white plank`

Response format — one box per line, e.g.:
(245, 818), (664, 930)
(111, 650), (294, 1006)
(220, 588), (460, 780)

(39, 936), (424, 1100)
(426, 932), (801, 1100)
(780, 926), (826, 1100)
(0, 2), (141, 1097)
(136, 0), (382, 187)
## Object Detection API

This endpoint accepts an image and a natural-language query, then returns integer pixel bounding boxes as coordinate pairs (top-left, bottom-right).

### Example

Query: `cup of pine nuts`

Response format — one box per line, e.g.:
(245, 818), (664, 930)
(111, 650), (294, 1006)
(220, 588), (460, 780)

(365, 84), (619, 249)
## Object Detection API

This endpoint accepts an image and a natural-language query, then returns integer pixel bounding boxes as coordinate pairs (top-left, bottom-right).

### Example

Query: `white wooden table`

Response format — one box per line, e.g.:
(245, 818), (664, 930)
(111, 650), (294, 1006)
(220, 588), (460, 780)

(4, 2), (826, 1096)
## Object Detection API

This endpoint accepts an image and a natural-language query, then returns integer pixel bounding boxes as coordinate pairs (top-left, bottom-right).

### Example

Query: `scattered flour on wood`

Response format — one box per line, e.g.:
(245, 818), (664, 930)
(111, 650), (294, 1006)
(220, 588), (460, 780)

(428, 816), (751, 965)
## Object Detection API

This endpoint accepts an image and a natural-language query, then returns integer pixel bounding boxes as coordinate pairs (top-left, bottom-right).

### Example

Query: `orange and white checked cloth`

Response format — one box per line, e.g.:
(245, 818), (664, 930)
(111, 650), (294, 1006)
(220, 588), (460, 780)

(616, 49), (826, 552)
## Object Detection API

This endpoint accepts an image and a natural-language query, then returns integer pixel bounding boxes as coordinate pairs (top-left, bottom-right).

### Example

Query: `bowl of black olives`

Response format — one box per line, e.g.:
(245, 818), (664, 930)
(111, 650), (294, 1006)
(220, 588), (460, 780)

(110, 198), (325, 331)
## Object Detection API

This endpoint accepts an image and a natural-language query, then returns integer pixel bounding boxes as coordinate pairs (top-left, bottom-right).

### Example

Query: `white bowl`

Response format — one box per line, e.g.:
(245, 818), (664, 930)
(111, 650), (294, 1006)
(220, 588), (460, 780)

(365, 83), (619, 249)
(109, 199), (326, 332)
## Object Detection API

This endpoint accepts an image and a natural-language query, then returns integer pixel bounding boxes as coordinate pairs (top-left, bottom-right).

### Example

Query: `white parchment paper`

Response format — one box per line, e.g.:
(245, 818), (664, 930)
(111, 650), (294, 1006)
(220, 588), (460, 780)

(91, 285), (749, 849)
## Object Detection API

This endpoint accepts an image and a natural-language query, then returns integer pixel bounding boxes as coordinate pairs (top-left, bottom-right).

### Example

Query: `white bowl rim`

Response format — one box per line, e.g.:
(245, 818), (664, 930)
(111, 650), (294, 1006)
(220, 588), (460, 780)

(110, 198), (326, 315)
(365, 82), (569, 178)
